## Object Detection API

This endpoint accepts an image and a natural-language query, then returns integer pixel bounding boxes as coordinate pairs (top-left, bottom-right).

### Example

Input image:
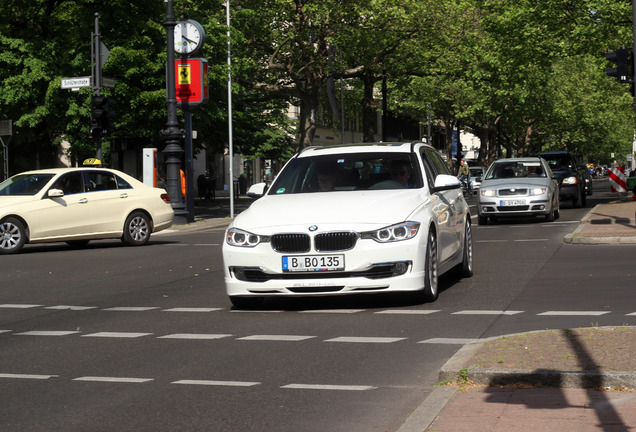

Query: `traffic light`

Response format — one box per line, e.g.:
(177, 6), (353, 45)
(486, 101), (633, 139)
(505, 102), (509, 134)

(89, 95), (116, 139)
(605, 47), (632, 83)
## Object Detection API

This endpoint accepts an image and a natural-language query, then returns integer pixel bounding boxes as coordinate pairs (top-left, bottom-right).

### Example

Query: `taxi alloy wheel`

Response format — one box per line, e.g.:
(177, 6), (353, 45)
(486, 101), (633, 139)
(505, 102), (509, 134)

(418, 229), (439, 302)
(122, 211), (151, 246)
(0, 217), (27, 254)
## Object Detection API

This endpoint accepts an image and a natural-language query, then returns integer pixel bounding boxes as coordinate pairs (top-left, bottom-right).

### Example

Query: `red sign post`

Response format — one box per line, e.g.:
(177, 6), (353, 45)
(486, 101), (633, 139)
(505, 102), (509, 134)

(174, 58), (209, 107)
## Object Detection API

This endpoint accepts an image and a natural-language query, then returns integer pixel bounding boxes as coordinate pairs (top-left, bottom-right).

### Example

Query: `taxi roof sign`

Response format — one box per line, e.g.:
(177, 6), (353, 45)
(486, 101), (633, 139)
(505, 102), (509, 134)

(83, 158), (102, 166)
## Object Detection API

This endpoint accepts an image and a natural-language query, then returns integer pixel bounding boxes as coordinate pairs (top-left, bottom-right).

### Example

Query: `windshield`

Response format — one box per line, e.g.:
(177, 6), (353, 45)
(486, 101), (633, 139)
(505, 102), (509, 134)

(269, 152), (423, 194)
(485, 161), (546, 179)
(540, 155), (571, 171)
(0, 173), (55, 196)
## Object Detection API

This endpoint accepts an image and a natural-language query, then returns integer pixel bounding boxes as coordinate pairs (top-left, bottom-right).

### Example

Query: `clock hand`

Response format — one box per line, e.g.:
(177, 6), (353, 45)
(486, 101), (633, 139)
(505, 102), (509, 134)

(182, 36), (197, 44)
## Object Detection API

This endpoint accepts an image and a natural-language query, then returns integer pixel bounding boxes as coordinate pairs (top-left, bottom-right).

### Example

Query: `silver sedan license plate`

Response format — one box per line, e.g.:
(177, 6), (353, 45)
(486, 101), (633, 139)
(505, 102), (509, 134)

(500, 199), (526, 206)
(282, 254), (345, 272)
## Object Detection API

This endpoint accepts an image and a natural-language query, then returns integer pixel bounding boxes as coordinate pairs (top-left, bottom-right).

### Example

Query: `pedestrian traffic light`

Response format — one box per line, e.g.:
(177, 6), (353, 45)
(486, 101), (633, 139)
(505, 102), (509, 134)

(89, 94), (116, 139)
(605, 47), (632, 83)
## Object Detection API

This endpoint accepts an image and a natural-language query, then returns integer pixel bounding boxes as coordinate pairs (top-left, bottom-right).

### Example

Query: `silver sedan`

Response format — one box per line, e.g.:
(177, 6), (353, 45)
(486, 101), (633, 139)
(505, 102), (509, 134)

(477, 157), (559, 225)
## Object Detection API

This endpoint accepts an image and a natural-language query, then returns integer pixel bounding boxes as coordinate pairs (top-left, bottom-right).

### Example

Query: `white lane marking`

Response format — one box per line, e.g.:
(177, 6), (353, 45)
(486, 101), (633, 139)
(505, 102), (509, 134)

(0, 330), (12, 334)
(237, 335), (315, 341)
(103, 307), (160, 312)
(163, 308), (223, 313)
(229, 310), (283, 313)
(282, 384), (376, 391)
(537, 311), (611, 316)
(0, 373), (58, 380)
(172, 380), (260, 387)
(475, 240), (508, 243)
(626, 312), (636, 316)
(375, 310), (441, 315)
(45, 305), (97, 311)
(73, 376), (153, 383)
(158, 334), (232, 340)
(300, 309), (364, 314)
(514, 239), (549, 242)
(15, 331), (80, 336)
(82, 332), (152, 338)
(418, 338), (478, 344)
(452, 310), (523, 315)
(0, 304), (42, 309)
(325, 336), (406, 343)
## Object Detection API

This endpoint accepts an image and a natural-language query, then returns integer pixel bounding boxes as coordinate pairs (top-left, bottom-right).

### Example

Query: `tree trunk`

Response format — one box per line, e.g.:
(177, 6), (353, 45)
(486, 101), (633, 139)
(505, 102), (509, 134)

(361, 72), (377, 142)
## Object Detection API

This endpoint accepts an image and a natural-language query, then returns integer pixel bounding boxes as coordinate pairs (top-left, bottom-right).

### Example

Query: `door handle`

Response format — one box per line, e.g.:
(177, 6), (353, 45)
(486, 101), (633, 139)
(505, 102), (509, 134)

(79, 198), (88, 204)
(119, 193), (128, 199)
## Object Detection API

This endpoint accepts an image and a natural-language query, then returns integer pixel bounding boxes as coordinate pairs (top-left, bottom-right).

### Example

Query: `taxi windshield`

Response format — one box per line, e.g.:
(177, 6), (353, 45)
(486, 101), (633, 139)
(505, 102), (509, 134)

(0, 173), (55, 196)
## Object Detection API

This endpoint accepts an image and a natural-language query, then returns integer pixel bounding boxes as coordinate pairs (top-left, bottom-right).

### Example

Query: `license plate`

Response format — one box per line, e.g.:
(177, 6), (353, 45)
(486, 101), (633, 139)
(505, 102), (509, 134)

(500, 199), (526, 206)
(282, 254), (345, 272)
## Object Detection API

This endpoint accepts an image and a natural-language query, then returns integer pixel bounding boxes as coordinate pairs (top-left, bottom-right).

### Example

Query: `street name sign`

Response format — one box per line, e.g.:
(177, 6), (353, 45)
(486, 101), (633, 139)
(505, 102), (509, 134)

(61, 76), (91, 90)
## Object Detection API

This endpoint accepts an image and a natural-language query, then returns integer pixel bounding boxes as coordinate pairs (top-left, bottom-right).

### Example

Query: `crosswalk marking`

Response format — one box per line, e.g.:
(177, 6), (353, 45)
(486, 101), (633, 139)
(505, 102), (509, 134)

(0, 304), (42, 309)
(158, 334), (232, 340)
(162, 308), (222, 312)
(172, 380), (260, 387)
(45, 305), (97, 311)
(73, 376), (153, 383)
(0, 373), (58, 380)
(537, 311), (611, 316)
(325, 336), (406, 343)
(452, 310), (523, 315)
(281, 384), (376, 391)
(15, 331), (80, 336)
(375, 309), (440, 315)
(419, 338), (478, 344)
(237, 335), (315, 341)
(103, 307), (160, 312)
(82, 332), (152, 338)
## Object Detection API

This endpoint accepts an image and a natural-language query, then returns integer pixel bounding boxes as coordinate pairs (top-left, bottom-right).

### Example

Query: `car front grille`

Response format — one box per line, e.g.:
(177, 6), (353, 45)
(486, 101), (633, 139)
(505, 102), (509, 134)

(314, 232), (358, 251)
(496, 205), (530, 212)
(499, 188), (528, 196)
(271, 234), (310, 253)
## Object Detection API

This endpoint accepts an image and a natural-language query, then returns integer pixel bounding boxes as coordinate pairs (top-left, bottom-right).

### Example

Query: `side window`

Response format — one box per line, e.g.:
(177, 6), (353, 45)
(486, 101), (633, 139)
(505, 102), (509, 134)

(52, 172), (84, 195)
(421, 148), (451, 176)
(87, 171), (118, 191)
(115, 175), (132, 189)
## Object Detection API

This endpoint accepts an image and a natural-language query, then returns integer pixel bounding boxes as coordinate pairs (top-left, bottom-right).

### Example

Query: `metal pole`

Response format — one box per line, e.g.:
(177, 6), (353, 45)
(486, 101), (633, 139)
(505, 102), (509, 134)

(184, 110), (195, 222)
(227, 0), (234, 218)
(161, 0), (186, 216)
(93, 13), (102, 161)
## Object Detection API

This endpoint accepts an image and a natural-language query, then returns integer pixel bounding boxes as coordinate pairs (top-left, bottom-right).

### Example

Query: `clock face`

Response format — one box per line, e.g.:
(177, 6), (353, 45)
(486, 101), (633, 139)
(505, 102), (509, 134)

(174, 20), (203, 54)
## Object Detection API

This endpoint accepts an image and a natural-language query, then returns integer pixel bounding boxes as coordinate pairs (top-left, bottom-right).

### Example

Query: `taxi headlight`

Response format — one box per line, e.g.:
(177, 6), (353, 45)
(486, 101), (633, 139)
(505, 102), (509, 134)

(361, 221), (420, 243)
(226, 228), (262, 247)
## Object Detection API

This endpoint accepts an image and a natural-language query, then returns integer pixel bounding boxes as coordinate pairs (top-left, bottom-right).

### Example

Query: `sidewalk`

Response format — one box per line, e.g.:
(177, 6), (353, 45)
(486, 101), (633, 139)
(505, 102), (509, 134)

(172, 192), (636, 432)
(402, 199), (636, 432)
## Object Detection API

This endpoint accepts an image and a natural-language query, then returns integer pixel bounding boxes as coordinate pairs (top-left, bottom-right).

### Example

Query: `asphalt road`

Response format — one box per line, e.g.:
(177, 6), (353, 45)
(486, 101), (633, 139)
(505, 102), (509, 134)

(1, 177), (634, 432)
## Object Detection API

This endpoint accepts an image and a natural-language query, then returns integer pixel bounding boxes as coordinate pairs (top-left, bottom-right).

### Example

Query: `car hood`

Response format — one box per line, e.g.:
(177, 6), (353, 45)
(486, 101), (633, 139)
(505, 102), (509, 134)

(232, 190), (429, 231)
(0, 195), (37, 210)
(550, 169), (576, 179)
(481, 178), (550, 188)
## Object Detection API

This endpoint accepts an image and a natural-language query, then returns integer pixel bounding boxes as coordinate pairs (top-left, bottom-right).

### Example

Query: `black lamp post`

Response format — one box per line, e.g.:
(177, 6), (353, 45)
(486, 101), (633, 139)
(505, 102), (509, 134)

(161, 0), (186, 216)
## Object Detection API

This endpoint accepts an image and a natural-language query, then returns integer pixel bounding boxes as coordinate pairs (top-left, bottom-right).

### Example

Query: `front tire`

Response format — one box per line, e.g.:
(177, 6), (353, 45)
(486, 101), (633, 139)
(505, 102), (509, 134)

(122, 211), (151, 246)
(0, 218), (27, 254)
(414, 229), (438, 303)
(458, 220), (473, 277)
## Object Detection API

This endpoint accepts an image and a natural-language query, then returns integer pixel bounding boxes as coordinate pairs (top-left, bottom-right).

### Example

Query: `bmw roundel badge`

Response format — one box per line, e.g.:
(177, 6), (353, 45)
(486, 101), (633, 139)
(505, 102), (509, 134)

(308, 225), (318, 232)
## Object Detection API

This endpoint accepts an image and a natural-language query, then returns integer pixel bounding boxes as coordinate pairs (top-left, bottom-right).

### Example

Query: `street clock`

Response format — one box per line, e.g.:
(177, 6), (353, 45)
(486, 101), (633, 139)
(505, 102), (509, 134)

(174, 19), (205, 55)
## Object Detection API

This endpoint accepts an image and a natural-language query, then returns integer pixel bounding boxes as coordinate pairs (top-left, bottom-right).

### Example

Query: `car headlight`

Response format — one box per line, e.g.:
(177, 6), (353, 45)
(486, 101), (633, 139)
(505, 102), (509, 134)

(562, 176), (578, 185)
(481, 189), (496, 197)
(529, 188), (547, 195)
(226, 228), (263, 247)
(361, 221), (420, 243)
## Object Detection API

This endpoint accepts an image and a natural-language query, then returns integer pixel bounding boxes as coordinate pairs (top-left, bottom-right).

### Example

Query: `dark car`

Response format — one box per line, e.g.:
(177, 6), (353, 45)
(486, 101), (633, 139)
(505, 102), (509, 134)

(536, 151), (586, 207)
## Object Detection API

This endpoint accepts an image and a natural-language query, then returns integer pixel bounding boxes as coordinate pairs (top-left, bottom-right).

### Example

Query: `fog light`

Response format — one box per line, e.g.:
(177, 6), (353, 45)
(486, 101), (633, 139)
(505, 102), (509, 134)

(395, 262), (408, 274)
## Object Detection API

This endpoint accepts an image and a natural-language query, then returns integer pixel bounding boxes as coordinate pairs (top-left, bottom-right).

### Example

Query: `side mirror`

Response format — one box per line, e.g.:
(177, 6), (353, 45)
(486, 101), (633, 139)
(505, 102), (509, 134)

(431, 174), (461, 192)
(247, 182), (267, 199)
(48, 188), (64, 198)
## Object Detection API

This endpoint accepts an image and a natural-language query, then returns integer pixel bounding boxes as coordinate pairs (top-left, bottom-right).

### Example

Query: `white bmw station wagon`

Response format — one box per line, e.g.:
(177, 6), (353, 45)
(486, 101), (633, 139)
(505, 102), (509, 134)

(222, 142), (473, 308)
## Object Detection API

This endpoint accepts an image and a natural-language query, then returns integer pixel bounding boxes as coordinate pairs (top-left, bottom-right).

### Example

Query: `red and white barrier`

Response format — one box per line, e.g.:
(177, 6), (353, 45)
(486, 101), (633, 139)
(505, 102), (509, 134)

(608, 166), (627, 193)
